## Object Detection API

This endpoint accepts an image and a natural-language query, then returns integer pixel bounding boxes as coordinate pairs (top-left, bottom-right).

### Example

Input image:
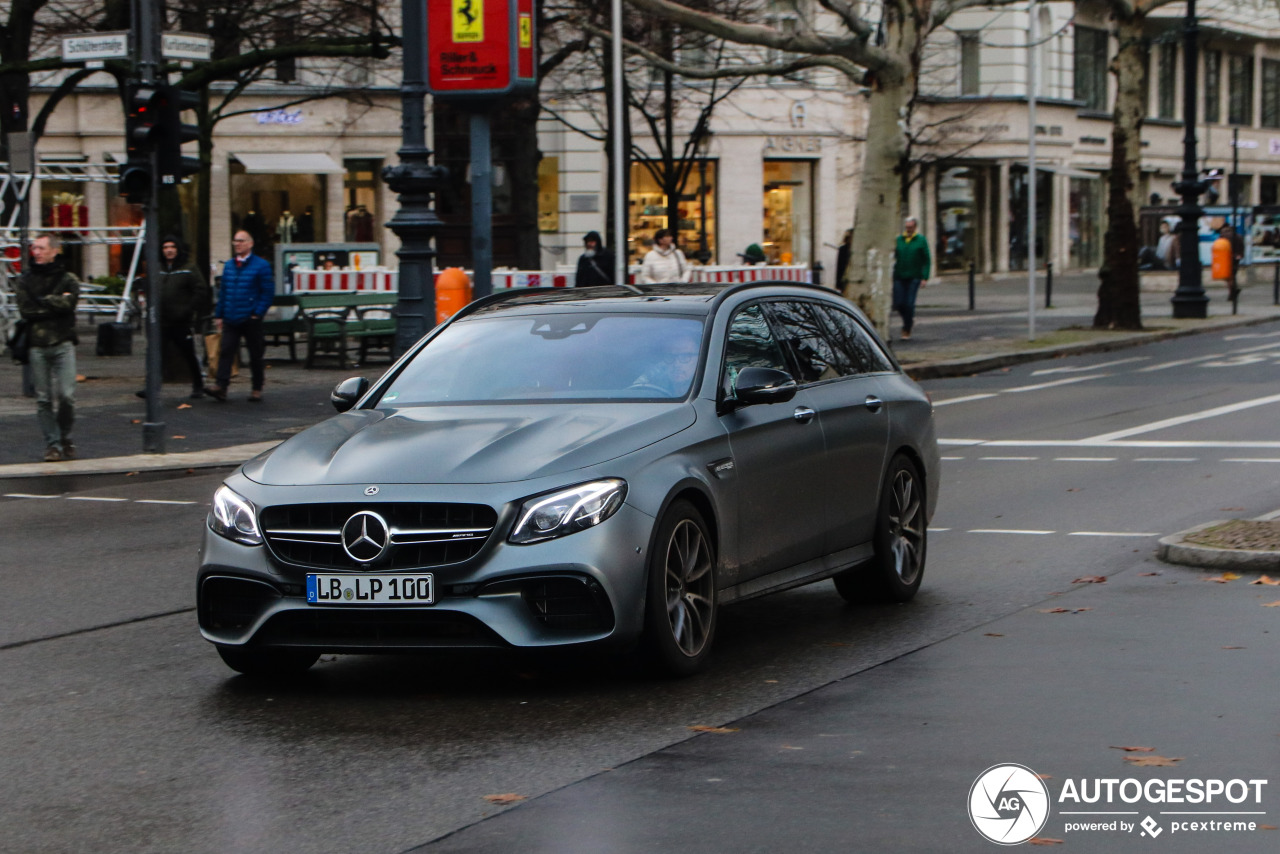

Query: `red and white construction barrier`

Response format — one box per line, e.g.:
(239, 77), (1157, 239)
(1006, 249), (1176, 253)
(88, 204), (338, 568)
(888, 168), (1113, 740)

(688, 265), (813, 284)
(292, 269), (398, 292)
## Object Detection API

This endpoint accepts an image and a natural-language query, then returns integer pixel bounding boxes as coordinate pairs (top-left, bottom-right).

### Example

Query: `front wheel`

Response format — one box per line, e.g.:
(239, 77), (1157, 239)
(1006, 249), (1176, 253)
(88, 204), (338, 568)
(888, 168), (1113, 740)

(642, 500), (717, 677)
(215, 645), (320, 678)
(834, 454), (927, 604)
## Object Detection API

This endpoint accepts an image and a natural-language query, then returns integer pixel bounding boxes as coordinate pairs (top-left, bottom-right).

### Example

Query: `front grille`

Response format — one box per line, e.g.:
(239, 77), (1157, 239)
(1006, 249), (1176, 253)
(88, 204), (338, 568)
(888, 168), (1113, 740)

(257, 608), (503, 648)
(200, 576), (281, 632)
(261, 502), (498, 570)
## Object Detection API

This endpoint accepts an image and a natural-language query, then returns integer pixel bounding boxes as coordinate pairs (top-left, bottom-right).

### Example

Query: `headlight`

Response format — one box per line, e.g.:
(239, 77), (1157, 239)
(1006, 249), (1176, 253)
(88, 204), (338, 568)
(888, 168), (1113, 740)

(509, 479), (627, 544)
(209, 485), (263, 546)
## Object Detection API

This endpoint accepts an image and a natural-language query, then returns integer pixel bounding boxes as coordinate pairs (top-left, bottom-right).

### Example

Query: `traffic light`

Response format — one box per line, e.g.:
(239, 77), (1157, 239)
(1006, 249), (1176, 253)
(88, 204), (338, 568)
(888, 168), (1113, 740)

(156, 85), (202, 187)
(119, 80), (163, 203)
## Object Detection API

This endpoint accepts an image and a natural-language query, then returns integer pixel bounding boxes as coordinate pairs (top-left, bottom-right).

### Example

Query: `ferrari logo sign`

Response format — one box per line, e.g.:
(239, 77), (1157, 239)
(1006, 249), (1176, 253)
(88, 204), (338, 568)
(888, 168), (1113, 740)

(453, 0), (483, 42)
(519, 15), (532, 48)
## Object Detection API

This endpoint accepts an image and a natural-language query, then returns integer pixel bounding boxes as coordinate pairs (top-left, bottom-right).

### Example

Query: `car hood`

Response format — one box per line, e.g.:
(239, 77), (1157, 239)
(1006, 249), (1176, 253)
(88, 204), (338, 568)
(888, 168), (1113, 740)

(242, 403), (696, 486)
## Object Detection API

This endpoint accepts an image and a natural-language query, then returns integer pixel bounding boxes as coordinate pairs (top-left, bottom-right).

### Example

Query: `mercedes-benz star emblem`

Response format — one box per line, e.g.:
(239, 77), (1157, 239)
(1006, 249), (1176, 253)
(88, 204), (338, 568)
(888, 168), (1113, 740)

(341, 510), (391, 564)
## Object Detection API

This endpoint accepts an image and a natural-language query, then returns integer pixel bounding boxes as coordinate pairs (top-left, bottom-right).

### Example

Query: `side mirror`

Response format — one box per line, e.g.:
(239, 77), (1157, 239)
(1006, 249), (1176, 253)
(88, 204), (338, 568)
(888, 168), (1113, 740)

(330, 376), (370, 412)
(733, 366), (797, 407)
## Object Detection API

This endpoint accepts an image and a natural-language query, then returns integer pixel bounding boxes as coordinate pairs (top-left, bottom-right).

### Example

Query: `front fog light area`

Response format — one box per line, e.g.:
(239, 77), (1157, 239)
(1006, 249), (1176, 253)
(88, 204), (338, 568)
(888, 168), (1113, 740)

(509, 479), (627, 544)
(209, 485), (263, 546)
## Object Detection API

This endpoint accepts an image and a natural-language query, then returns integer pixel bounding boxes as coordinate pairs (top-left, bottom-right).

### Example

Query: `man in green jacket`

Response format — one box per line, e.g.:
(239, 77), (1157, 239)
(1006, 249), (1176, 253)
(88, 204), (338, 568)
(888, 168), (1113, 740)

(16, 234), (80, 461)
(892, 216), (931, 340)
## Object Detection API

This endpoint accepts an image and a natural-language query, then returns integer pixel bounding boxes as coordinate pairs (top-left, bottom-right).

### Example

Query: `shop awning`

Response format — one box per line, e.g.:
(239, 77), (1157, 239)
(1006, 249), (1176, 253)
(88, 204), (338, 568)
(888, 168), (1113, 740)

(233, 152), (343, 174)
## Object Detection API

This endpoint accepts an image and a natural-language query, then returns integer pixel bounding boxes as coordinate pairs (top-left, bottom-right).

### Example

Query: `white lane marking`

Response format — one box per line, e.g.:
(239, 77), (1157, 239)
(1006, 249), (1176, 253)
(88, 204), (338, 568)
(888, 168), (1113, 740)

(1222, 458), (1280, 463)
(932, 393), (999, 407)
(1068, 531), (1160, 537)
(1083, 392), (1280, 443)
(980, 456), (1039, 461)
(947, 439), (1280, 449)
(1004, 375), (1108, 393)
(1138, 354), (1224, 372)
(940, 456), (966, 460)
(1224, 331), (1280, 341)
(1031, 357), (1148, 375)
(135, 499), (198, 505)
(969, 528), (1055, 535)
(1133, 457), (1198, 462)
(1229, 340), (1280, 354)
(67, 496), (129, 502)
(931, 528), (952, 532)
(1053, 457), (1117, 462)
(4, 493), (60, 499)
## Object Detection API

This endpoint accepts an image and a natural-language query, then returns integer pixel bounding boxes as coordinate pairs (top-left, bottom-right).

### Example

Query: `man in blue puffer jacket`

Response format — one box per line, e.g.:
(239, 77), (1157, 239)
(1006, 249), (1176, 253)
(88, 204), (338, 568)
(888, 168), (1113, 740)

(208, 230), (274, 402)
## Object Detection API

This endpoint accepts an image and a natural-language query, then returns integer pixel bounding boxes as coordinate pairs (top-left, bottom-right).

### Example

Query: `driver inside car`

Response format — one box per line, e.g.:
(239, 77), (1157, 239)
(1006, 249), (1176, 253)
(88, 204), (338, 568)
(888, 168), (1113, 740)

(630, 333), (701, 396)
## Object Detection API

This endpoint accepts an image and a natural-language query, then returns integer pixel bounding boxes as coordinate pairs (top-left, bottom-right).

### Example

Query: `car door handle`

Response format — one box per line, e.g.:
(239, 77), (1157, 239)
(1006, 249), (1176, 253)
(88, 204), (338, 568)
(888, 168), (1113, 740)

(864, 396), (884, 413)
(793, 406), (816, 423)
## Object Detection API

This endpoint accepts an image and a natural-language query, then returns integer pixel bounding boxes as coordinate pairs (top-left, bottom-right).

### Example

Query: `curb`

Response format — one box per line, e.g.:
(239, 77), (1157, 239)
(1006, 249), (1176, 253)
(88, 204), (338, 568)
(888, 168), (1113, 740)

(1157, 520), (1280, 572)
(903, 313), (1280, 380)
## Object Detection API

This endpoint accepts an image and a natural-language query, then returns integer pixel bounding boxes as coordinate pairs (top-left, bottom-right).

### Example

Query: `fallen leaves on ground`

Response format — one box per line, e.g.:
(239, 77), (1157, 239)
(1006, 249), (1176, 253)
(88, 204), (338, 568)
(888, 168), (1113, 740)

(984, 633), (1004, 637)
(1035, 773), (1053, 780)
(1222, 646), (1246, 650)
(688, 725), (739, 734)
(764, 679), (778, 683)
(1259, 824), (1278, 830)
(1039, 607), (1093, 614)
(1028, 838), (1064, 846)
(125, 471), (139, 477)
(75, 374), (86, 382)
(1139, 572), (1162, 577)
(130, 419), (141, 424)
(171, 435), (186, 439)
(1251, 575), (1280, 586)
(176, 403), (192, 410)
(1220, 507), (1246, 512)
(1072, 575), (1107, 584)
(1110, 746), (1155, 753)
(482, 794), (525, 805)
(1263, 600), (1280, 607)
(779, 745), (804, 750)
(1202, 572), (1242, 583)
(1124, 755), (1182, 767)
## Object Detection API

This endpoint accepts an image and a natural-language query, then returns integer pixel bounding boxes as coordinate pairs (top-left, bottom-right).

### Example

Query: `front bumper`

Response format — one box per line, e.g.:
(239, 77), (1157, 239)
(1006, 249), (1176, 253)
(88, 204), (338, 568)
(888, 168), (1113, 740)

(197, 501), (655, 653)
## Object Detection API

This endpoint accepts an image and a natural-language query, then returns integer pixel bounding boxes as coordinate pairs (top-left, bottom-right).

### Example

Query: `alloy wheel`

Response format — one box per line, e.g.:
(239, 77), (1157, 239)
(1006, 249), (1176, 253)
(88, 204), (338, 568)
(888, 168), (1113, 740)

(887, 468), (925, 585)
(663, 518), (714, 657)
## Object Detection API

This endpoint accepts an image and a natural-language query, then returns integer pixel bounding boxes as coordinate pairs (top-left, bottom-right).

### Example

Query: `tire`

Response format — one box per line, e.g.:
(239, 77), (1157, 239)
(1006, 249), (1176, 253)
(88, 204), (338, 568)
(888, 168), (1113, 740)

(215, 645), (320, 678)
(642, 499), (717, 677)
(834, 454), (927, 604)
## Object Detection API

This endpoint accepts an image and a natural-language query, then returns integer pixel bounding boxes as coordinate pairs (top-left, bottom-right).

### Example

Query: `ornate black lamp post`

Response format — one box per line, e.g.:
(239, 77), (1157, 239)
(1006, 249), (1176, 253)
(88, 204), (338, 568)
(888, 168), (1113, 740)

(1171, 0), (1210, 318)
(383, 0), (448, 356)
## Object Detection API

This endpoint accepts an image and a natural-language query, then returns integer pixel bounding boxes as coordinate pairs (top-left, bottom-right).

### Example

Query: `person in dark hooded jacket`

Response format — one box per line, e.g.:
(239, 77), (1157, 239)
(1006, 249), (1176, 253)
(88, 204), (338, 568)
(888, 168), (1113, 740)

(575, 231), (616, 287)
(153, 236), (211, 398)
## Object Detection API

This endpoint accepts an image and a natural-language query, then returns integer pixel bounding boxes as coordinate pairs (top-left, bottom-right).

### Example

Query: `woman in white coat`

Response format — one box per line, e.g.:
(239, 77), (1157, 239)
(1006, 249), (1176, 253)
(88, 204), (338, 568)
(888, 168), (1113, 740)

(640, 229), (691, 284)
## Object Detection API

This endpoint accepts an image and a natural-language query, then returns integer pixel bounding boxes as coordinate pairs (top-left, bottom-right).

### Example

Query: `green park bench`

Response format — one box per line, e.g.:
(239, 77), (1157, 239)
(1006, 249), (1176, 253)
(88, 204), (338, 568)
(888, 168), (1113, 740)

(295, 291), (397, 369)
(260, 294), (303, 362)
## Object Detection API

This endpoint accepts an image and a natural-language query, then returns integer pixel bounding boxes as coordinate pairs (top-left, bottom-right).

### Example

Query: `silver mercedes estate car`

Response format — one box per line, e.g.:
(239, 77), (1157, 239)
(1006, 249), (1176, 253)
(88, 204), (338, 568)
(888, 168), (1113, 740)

(198, 282), (939, 677)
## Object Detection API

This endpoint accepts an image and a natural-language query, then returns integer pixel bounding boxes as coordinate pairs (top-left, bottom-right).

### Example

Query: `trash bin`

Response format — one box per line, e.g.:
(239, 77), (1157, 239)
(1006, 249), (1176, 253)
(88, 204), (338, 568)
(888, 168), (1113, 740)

(96, 321), (134, 356)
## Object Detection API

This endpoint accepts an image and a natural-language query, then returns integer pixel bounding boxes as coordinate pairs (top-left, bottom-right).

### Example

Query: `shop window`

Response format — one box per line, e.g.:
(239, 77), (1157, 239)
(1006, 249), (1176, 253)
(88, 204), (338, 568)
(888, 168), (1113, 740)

(229, 160), (326, 261)
(628, 161), (717, 265)
(1069, 176), (1103, 269)
(762, 160), (814, 265)
(1228, 54), (1254, 126)
(1157, 43), (1177, 119)
(1205, 50), (1222, 123)
(935, 166), (979, 273)
(1263, 60), (1280, 128)
(343, 158), (381, 243)
(1009, 165), (1051, 271)
(1261, 176), (1280, 206)
(538, 157), (560, 233)
(959, 33), (980, 96)
(1073, 27), (1109, 111)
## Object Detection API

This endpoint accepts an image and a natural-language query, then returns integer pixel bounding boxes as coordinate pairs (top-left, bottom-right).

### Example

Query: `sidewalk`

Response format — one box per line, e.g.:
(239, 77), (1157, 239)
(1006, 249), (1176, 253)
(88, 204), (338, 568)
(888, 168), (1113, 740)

(2, 271), (1278, 479)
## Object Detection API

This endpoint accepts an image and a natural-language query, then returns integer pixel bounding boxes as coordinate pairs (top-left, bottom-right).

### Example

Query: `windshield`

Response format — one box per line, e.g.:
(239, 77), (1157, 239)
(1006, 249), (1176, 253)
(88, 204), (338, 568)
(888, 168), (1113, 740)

(377, 312), (706, 405)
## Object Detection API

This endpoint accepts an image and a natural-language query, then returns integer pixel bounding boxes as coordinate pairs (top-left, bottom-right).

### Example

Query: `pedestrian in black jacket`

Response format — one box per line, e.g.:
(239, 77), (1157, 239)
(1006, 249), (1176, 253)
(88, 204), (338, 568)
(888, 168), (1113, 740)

(575, 231), (616, 287)
(138, 236), (211, 399)
(16, 233), (80, 461)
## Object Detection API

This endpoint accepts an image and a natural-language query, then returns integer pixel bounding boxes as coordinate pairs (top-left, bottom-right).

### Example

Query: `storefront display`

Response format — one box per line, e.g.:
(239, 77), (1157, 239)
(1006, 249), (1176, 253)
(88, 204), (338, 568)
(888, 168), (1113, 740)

(229, 158), (328, 262)
(343, 159), (381, 242)
(936, 166), (983, 273)
(762, 160), (814, 265)
(628, 161), (717, 265)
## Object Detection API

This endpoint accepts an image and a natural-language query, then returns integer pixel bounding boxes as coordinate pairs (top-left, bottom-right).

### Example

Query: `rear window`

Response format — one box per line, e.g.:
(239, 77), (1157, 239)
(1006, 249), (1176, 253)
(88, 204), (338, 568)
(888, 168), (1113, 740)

(377, 312), (706, 405)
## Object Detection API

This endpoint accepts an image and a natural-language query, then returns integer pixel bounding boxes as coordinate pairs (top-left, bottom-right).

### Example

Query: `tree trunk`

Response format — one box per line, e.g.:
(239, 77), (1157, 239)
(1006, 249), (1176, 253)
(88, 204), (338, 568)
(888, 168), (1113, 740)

(1094, 14), (1145, 330)
(509, 93), (543, 270)
(842, 14), (918, 338)
(196, 92), (214, 282)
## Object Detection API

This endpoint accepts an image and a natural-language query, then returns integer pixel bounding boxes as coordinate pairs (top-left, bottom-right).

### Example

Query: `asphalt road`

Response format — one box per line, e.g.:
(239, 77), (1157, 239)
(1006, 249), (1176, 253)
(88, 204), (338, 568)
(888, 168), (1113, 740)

(3, 324), (1280, 852)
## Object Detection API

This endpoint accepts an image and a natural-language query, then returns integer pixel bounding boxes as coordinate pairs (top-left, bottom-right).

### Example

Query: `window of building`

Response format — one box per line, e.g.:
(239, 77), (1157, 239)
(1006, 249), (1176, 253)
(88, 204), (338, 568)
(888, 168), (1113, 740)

(1263, 59), (1280, 128)
(1069, 176), (1103, 269)
(229, 160), (328, 260)
(1228, 54), (1254, 126)
(763, 160), (814, 265)
(538, 157), (560, 233)
(1261, 175), (1280, 206)
(343, 158), (381, 243)
(765, 1), (807, 82)
(1074, 26), (1109, 111)
(936, 165), (981, 273)
(628, 161), (717, 266)
(1229, 173), (1252, 206)
(957, 33), (980, 96)
(1157, 43), (1177, 119)
(1205, 50), (1223, 123)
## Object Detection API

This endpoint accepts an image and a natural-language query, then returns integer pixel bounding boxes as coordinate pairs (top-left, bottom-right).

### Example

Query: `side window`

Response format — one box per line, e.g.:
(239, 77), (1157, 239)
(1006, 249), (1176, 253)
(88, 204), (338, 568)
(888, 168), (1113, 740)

(722, 303), (789, 398)
(767, 300), (841, 384)
(816, 304), (895, 375)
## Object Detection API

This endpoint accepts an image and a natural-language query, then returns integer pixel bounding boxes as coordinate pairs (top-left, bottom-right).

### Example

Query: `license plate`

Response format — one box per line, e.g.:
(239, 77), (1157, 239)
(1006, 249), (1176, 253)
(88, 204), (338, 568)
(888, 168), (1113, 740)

(306, 574), (434, 605)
